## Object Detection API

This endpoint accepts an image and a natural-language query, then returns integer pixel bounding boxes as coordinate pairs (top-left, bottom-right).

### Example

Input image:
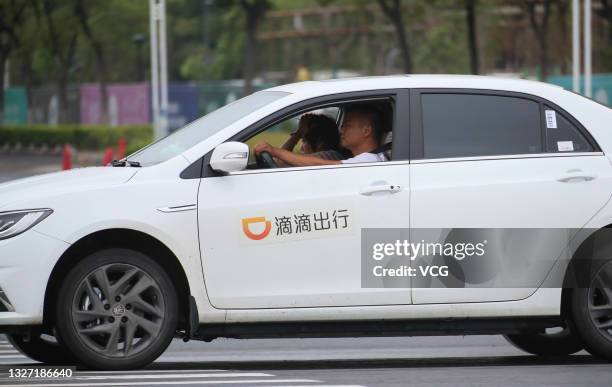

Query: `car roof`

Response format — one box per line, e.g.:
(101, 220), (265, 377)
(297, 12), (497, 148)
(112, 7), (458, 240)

(265, 74), (564, 98)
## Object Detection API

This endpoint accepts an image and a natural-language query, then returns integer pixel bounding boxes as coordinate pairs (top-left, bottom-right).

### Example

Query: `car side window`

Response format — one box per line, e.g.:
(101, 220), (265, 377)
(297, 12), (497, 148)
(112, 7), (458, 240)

(242, 100), (394, 170)
(421, 93), (542, 159)
(543, 105), (593, 153)
(244, 106), (342, 165)
(245, 116), (298, 164)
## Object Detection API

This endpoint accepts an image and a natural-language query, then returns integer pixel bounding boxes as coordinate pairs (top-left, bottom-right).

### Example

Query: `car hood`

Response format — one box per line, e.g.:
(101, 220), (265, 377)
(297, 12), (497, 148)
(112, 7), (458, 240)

(0, 167), (138, 211)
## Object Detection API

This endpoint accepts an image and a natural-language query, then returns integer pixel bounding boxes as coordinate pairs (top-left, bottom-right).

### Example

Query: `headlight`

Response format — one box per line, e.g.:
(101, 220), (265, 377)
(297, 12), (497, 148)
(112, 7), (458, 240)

(0, 209), (53, 240)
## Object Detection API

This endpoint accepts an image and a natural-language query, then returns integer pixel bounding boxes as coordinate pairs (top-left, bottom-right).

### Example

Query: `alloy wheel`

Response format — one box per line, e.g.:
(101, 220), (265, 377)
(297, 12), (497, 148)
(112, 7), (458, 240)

(587, 261), (612, 341)
(71, 263), (166, 358)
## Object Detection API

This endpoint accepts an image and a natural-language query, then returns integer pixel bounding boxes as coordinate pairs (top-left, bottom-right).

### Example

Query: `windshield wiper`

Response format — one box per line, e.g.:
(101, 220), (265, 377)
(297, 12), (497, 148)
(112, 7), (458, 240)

(110, 160), (141, 167)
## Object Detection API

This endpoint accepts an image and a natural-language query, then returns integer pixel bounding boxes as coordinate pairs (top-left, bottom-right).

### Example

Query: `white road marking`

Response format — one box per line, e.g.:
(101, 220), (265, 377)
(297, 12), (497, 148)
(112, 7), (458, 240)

(0, 372), (262, 382)
(72, 369), (228, 374)
(74, 372), (272, 380)
(0, 378), (319, 386)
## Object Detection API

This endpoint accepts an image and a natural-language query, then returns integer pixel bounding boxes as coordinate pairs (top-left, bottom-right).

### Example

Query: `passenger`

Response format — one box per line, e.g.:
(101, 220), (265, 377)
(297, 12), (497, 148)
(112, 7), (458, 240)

(280, 113), (344, 161)
(254, 105), (387, 167)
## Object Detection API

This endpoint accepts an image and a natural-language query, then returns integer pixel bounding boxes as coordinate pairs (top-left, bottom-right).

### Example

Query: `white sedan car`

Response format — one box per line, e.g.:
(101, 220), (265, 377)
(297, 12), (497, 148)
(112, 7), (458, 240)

(1, 75), (612, 370)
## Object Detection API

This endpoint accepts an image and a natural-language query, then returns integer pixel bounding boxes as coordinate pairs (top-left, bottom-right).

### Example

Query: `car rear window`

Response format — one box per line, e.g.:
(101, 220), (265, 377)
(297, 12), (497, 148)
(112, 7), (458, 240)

(421, 93), (542, 159)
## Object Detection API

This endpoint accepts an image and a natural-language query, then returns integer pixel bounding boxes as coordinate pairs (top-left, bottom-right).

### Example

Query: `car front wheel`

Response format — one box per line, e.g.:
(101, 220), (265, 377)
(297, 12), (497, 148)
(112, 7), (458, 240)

(7, 330), (75, 364)
(55, 249), (178, 370)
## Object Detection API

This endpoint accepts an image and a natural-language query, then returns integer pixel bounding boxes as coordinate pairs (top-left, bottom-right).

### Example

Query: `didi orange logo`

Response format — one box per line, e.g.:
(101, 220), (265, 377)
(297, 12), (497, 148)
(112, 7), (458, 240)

(242, 217), (272, 240)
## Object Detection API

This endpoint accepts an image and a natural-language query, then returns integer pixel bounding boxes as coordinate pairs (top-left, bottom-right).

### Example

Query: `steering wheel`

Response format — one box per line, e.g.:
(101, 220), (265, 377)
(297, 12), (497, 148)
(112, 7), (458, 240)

(256, 151), (278, 169)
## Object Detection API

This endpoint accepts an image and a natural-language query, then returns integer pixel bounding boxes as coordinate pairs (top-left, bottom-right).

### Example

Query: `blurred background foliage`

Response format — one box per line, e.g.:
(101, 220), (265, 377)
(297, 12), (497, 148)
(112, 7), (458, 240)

(1, 0), (611, 159)
(3, 0), (611, 88)
(1, 0), (611, 127)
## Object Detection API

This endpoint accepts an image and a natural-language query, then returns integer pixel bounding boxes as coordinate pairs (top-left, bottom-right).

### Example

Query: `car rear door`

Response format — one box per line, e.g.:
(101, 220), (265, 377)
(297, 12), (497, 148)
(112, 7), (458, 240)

(408, 89), (612, 304)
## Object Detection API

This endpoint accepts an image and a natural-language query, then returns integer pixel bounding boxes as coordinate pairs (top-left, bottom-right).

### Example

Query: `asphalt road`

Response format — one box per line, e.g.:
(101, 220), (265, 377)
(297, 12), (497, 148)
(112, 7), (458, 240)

(0, 154), (61, 184)
(0, 336), (609, 387)
(0, 155), (611, 386)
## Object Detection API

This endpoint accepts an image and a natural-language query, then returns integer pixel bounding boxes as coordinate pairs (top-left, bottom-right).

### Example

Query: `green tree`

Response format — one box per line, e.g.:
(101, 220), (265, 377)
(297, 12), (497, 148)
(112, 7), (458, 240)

(74, 0), (110, 124)
(0, 0), (27, 122)
(377, 0), (412, 73)
(240, 0), (270, 95)
(598, 0), (612, 41)
(41, 0), (80, 123)
(465, 0), (479, 74)
(524, 0), (553, 80)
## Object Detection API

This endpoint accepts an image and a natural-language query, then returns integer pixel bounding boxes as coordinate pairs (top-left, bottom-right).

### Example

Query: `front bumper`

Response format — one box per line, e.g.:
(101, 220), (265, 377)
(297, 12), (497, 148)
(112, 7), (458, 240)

(0, 229), (69, 325)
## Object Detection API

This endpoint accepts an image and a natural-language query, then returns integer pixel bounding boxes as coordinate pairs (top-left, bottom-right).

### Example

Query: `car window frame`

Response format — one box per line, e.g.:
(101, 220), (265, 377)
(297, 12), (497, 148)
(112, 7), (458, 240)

(409, 88), (601, 161)
(196, 89), (410, 178)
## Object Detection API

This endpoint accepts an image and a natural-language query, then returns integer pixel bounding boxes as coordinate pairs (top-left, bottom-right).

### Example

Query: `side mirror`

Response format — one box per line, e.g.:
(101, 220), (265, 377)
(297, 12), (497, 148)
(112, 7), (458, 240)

(210, 142), (249, 174)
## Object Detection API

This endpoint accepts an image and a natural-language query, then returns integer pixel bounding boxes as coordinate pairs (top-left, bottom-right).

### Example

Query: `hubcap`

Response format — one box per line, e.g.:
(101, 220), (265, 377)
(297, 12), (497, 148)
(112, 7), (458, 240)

(71, 263), (165, 358)
(112, 304), (126, 317)
(588, 261), (612, 341)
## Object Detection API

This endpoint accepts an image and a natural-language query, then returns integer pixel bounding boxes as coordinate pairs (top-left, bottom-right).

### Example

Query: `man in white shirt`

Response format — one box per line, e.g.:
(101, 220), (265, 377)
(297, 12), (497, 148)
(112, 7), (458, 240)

(253, 105), (388, 167)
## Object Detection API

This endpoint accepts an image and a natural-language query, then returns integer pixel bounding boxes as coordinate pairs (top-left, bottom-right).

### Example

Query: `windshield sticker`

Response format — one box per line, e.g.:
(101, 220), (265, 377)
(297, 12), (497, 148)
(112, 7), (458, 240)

(557, 141), (574, 151)
(545, 110), (557, 129)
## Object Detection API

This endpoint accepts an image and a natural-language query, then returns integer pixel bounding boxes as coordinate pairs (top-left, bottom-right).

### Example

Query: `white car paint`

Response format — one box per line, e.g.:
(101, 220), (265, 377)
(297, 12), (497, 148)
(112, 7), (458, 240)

(410, 152), (612, 304)
(198, 162), (411, 309)
(0, 75), (611, 329)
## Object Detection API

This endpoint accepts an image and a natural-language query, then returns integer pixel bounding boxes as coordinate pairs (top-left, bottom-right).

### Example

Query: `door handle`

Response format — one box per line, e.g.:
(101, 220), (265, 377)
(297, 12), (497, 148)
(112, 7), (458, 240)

(556, 170), (597, 183)
(360, 184), (402, 196)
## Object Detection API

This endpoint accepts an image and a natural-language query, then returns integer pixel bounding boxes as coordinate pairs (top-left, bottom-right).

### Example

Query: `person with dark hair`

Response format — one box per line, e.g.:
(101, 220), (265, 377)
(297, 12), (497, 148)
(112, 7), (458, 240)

(280, 113), (344, 161)
(254, 104), (388, 167)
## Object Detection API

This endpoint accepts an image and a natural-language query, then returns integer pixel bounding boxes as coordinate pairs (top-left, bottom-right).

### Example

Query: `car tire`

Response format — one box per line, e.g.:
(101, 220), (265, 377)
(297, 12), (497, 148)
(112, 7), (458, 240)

(503, 327), (583, 356)
(571, 256), (612, 361)
(7, 330), (76, 364)
(55, 248), (178, 370)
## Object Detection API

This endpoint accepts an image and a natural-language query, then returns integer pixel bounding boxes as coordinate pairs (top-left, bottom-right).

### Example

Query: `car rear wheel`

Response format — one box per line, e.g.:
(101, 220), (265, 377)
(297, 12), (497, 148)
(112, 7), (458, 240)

(55, 249), (178, 370)
(571, 258), (612, 361)
(503, 327), (583, 356)
(7, 330), (75, 364)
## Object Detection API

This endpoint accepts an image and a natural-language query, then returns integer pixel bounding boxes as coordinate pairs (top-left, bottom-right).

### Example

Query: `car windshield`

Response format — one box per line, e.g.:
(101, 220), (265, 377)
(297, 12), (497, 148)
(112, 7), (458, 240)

(127, 90), (290, 166)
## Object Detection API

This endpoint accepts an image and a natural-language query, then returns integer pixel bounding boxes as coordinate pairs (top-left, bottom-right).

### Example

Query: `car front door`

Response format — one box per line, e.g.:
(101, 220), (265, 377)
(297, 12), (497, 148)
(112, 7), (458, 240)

(197, 91), (413, 309)
(408, 90), (612, 304)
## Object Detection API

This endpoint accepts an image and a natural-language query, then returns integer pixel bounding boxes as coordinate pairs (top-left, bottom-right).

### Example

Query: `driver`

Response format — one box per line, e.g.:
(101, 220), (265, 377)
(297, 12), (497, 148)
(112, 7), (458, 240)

(254, 105), (387, 167)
